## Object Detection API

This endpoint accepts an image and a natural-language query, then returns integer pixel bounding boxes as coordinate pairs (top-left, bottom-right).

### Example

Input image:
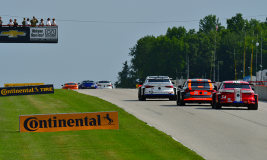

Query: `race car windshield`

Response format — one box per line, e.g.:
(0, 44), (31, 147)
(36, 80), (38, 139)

(148, 79), (170, 82)
(190, 82), (211, 87)
(83, 81), (94, 83)
(224, 84), (250, 89)
(99, 81), (110, 83)
(66, 83), (76, 85)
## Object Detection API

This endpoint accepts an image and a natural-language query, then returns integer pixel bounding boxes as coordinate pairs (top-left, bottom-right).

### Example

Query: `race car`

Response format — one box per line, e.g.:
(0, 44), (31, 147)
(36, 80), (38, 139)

(62, 82), (79, 90)
(78, 80), (98, 89)
(96, 80), (113, 89)
(138, 76), (177, 101)
(212, 81), (258, 110)
(177, 79), (216, 106)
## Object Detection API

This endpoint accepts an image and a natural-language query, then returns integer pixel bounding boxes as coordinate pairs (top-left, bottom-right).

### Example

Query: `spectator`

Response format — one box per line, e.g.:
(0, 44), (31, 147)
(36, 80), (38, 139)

(46, 18), (51, 26)
(30, 16), (38, 27)
(51, 18), (57, 26)
(25, 18), (31, 27)
(22, 18), (26, 27)
(7, 19), (14, 27)
(39, 19), (44, 27)
(0, 17), (3, 27)
(13, 19), (18, 27)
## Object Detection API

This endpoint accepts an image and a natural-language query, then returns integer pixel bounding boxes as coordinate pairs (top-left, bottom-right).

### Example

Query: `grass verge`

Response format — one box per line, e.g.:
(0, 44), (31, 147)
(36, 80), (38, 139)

(0, 89), (204, 160)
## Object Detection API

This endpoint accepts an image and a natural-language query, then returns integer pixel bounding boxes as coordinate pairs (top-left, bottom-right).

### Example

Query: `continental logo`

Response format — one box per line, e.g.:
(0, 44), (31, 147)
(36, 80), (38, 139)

(0, 84), (54, 96)
(4, 83), (44, 87)
(19, 112), (119, 132)
(0, 30), (26, 38)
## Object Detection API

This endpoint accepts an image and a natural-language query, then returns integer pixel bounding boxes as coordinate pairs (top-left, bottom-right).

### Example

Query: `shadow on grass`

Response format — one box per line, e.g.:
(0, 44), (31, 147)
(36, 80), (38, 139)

(0, 130), (19, 133)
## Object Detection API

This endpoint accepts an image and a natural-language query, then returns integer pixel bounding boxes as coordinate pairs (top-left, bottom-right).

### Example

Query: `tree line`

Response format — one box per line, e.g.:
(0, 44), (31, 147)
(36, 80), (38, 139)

(115, 13), (267, 88)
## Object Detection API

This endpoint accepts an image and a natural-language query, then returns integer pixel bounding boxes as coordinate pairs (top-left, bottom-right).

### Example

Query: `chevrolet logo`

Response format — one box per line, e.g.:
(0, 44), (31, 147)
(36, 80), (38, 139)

(0, 30), (26, 38)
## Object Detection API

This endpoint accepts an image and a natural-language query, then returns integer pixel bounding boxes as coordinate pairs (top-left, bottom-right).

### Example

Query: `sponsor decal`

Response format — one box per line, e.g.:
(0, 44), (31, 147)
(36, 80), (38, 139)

(221, 95), (226, 99)
(194, 91), (198, 95)
(30, 28), (57, 39)
(4, 83), (44, 87)
(19, 112), (119, 132)
(0, 84), (54, 96)
(158, 87), (161, 90)
(0, 30), (26, 38)
(227, 98), (232, 102)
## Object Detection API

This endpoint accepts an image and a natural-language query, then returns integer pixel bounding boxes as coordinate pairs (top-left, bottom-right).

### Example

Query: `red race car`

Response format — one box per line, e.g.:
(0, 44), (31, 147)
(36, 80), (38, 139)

(177, 79), (217, 106)
(212, 81), (258, 110)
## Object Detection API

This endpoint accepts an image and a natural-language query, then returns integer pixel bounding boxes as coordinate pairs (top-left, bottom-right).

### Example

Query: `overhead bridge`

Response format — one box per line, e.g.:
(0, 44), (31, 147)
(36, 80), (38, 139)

(0, 25), (58, 43)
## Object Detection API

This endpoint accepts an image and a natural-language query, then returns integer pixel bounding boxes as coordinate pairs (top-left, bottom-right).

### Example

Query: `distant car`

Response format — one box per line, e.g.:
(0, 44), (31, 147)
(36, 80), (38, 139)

(138, 76), (177, 101)
(212, 81), (258, 110)
(96, 80), (113, 89)
(79, 80), (97, 89)
(177, 79), (216, 106)
(62, 82), (79, 90)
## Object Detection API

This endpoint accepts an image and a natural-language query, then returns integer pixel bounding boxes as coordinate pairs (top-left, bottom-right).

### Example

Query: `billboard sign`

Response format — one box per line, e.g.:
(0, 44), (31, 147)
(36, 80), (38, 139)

(19, 111), (119, 132)
(30, 27), (58, 42)
(0, 84), (54, 96)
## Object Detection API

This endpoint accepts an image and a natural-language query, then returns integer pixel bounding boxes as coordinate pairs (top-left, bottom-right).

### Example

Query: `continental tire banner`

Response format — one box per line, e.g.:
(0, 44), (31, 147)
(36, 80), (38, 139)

(0, 84), (54, 96)
(19, 112), (119, 132)
(4, 83), (44, 87)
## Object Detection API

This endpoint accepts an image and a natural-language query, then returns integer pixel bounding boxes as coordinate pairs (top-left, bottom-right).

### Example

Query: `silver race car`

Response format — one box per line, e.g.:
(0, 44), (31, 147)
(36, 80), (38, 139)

(138, 76), (177, 101)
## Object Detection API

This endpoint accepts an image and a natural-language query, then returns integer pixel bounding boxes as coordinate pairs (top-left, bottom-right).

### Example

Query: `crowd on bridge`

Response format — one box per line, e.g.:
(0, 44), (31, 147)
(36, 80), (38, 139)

(0, 16), (57, 27)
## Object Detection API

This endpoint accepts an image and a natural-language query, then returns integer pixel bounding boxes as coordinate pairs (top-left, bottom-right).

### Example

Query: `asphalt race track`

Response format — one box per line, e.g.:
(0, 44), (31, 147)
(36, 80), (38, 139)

(76, 89), (267, 160)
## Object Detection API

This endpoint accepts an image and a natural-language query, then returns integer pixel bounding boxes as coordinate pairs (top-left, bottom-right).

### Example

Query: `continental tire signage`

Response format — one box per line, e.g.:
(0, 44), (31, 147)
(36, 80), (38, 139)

(0, 27), (58, 43)
(4, 83), (44, 87)
(19, 112), (119, 132)
(0, 84), (54, 96)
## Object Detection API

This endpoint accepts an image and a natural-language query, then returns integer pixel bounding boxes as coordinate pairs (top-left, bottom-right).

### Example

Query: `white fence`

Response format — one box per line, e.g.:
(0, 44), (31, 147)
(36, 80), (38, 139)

(254, 85), (267, 101)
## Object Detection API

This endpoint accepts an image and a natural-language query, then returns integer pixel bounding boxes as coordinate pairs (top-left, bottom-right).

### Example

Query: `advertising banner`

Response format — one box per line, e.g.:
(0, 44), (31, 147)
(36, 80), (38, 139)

(30, 27), (58, 42)
(0, 26), (58, 43)
(0, 27), (30, 42)
(19, 111), (119, 132)
(0, 84), (54, 96)
(4, 83), (44, 87)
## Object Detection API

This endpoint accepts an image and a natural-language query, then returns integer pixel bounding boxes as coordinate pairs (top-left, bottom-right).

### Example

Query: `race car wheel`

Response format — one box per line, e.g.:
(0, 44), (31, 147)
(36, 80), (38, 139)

(176, 91), (180, 105)
(179, 93), (185, 106)
(215, 95), (221, 109)
(138, 88), (141, 100)
(141, 89), (146, 101)
(212, 93), (216, 109)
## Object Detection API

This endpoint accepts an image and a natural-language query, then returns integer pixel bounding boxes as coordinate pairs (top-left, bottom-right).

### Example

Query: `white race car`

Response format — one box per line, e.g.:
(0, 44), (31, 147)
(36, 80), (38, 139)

(96, 80), (113, 89)
(138, 76), (177, 101)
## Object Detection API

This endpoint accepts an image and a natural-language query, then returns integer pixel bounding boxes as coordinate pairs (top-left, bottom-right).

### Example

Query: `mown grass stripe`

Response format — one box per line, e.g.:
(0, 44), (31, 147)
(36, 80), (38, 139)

(0, 89), (204, 160)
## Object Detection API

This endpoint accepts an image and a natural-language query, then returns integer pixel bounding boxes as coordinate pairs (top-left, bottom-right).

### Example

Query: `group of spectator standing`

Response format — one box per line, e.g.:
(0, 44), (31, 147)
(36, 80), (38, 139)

(0, 16), (57, 27)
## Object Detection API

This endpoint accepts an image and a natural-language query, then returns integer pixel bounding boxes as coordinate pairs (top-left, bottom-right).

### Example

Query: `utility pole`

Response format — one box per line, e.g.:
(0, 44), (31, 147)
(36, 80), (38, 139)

(250, 40), (253, 82)
(214, 24), (217, 82)
(261, 31), (263, 81)
(234, 49), (237, 80)
(243, 24), (246, 78)
(256, 35), (259, 82)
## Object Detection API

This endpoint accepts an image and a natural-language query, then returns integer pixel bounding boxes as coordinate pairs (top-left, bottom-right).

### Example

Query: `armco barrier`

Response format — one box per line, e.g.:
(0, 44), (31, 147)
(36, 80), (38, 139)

(254, 85), (267, 101)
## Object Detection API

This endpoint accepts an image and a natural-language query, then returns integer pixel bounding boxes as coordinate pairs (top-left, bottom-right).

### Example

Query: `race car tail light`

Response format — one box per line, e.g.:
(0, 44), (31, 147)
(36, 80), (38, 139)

(97, 84), (101, 86)
(165, 86), (173, 88)
(245, 93), (254, 95)
(145, 85), (154, 88)
(107, 85), (112, 87)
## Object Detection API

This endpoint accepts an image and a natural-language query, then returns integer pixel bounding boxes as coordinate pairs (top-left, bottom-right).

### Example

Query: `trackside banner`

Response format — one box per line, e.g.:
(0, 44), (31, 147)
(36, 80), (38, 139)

(4, 83), (44, 87)
(19, 112), (119, 132)
(0, 84), (54, 96)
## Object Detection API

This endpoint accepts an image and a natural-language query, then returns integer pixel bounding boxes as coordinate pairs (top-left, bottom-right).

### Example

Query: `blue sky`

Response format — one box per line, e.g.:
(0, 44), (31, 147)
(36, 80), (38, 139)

(1, 0), (266, 88)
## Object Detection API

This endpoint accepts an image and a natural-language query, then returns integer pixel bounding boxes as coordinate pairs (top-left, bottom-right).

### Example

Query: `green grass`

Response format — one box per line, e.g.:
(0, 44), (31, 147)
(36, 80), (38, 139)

(0, 89), (204, 160)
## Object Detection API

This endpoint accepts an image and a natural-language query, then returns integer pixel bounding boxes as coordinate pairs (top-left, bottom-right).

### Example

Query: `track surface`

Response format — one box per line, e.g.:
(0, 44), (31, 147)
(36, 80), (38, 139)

(76, 89), (267, 160)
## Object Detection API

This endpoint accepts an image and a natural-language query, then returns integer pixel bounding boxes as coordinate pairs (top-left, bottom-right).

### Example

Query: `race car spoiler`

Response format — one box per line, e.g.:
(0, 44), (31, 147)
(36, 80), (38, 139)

(147, 78), (172, 79)
(187, 82), (215, 83)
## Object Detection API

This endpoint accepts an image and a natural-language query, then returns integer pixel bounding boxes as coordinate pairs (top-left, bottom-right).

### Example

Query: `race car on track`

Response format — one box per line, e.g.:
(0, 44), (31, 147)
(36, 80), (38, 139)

(212, 81), (258, 110)
(96, 80), (113, 89)
(177, 79), (216, 106)
(62, 82), (79, 90)
(78, 80), (98, 89)
(138, 76), (177, 101)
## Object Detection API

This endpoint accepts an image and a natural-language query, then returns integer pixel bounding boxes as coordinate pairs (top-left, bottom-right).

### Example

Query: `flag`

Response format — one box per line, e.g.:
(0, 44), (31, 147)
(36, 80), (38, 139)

(216, 25), (218, 31)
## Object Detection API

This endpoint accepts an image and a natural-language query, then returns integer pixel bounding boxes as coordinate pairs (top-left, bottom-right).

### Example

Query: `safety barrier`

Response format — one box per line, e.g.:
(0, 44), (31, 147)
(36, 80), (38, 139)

(254, 85), (267, 101)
